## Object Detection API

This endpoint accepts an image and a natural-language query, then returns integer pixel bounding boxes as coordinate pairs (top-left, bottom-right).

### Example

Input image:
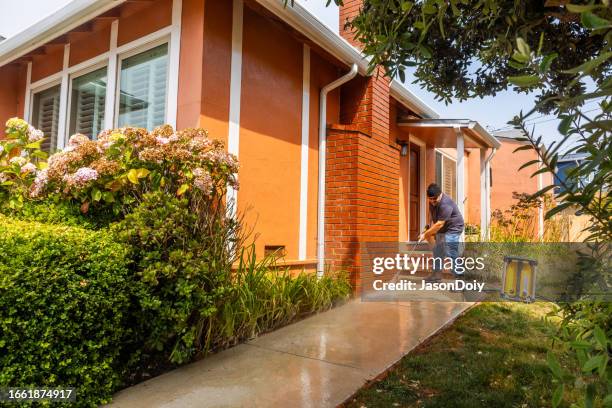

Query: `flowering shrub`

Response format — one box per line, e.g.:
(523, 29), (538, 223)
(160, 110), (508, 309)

(33, 125), (238, 216)
(0, 118), (47, 209)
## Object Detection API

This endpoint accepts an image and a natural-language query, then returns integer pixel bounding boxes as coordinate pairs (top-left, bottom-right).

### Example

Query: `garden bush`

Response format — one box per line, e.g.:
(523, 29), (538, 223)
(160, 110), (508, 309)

(111, 191), (236, 366)
(0, 119), (352, 406)
(0, 215), (132, 407)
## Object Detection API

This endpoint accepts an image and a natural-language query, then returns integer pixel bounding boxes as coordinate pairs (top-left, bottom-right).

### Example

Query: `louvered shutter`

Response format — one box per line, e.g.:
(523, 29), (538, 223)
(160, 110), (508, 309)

(442, 155), (457, 201)
(118, 43), (168, 130)
(32, 85), (61, 153)
(69, 67), (107, 139)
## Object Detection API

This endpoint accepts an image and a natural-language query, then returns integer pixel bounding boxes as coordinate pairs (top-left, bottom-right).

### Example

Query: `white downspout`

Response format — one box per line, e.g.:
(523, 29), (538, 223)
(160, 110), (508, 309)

(484, 148), (496, 240)
(317, 64), (358, 277)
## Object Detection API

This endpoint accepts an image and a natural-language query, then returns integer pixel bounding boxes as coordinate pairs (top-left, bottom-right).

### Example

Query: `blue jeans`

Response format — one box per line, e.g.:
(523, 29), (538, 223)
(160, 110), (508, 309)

(433, 233), (463, 276)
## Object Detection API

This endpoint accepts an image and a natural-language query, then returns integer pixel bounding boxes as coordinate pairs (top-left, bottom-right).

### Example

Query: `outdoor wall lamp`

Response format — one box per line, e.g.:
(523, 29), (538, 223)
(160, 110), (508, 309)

(397, 140), (409, 157)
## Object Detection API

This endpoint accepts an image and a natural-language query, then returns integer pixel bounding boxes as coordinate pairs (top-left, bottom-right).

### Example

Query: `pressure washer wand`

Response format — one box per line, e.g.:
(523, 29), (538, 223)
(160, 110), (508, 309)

(409, 225), (430, 252)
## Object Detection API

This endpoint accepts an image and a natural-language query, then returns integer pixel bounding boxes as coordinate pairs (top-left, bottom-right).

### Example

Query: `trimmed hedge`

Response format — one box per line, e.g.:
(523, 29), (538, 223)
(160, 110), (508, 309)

(0, 215), (132, 407)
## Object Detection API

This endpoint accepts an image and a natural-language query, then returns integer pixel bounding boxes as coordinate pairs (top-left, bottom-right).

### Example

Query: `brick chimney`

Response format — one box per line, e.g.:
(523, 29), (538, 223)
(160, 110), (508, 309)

(325, 0), (399, 290)
(339, 0), (363, 47)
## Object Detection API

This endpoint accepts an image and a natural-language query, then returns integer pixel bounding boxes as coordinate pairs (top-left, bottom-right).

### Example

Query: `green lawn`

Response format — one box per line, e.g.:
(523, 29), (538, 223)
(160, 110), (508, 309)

(343, 302), (580, 408)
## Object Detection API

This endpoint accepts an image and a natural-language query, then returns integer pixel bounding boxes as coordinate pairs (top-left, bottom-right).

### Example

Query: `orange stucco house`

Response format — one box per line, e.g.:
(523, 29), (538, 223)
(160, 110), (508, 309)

(0, 0), (510, 284)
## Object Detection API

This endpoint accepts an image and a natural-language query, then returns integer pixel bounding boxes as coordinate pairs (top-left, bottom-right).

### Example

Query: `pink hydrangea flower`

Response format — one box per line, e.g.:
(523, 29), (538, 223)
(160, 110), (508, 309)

(30, 168), (49, 197)
(74, 167), (98, 182)
(68, 134), (89, 147)
(9, 156), (27, 166)
(27, 125), (44, 142)
(156, 136), (170, 145)
(20, 162), (37, 174)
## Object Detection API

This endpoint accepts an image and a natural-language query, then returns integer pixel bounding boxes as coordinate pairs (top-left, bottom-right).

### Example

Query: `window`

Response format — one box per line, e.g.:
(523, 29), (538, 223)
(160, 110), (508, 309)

(31, 85), (61, 152)
(435, 151), (457, 201)
(117, 43), (168, 129)
(69, 67), (107, 139)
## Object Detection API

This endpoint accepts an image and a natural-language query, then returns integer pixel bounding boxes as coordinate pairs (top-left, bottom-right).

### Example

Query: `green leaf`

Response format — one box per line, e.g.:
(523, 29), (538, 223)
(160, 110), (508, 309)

(91, 188), (102, 202)
(177, 184), (189, 196)
(563, 52), (612, 74)
(545, 202), (572, 219)
(593, 326), (608, 349)
(511, 51), (529, 64)
(24, 140), (43, 149)
(516, 37), (530, 57)
(558, 115), (573, 135)
(539, 52), (558, 73)
(581, 12), (611, 30)
(513, 145), (533, 153)
(552, 383), (564, 408)
(136, 168), (150, 179)
(566, 4), (597, 13)
(547, 351), (563, 379)
(570, 340), (593, 349)
(518, 159), (540, 170)
(582, 354), (604, 372)
(127, 169), (140, 185)
(508, 75), (540, 88)
(422, 2), (436, 15)
(418, 44), (432, 59)
(401, 1), (413, 13)
(102, 191), (115, 203)
(602, 393), (612, 407)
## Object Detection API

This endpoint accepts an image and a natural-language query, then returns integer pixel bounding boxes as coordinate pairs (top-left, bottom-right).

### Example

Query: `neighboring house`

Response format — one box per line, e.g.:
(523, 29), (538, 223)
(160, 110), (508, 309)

(491, 129), (555, 238)
(554, 152), (593, 193)
(0, 0), (500, 285)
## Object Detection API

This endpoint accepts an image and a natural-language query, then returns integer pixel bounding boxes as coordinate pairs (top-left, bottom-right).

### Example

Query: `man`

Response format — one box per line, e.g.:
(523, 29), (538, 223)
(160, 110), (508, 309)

(419, 183), (464, 282)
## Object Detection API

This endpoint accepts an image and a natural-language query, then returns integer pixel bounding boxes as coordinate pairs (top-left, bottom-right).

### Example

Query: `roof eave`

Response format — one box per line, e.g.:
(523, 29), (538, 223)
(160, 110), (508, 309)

(398, 119), (501, 149)
(0, 0), (126, 67)
(389, 80), (439, 119)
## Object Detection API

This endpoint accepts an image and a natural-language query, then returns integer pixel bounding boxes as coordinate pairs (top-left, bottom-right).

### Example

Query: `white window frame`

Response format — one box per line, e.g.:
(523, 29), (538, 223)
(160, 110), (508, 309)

(66, 62), (108, 139)
(29, 79), (62, 151)
(22, 0), (182, 152)
(114, 36), (171, 129)
(435, 148), (457, 201)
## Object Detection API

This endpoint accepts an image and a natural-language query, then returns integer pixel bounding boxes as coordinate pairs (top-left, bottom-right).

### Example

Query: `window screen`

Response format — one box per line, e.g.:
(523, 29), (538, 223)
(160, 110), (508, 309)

(31, 85), (61, 153)
(69, 67), (107, 139)
(118, 43), (168, 130)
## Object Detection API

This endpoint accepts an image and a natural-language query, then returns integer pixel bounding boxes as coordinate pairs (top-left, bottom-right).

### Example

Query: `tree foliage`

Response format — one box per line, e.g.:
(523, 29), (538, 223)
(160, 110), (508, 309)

(347, 0), (610, 111)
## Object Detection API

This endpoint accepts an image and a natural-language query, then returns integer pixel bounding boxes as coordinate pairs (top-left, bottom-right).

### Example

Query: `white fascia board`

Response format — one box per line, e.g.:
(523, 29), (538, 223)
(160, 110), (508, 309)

(253, 0), (369, 75)
(0, 0), (127, 67)
(470, 121), (501, 149)
(390, 79), (439, 119)
(255, 0), (442, 121)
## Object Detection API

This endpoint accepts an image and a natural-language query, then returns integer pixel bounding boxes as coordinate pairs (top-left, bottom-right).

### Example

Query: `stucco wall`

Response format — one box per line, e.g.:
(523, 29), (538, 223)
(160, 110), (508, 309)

(490, 138), (549, 212)
(0, 64), (26, 137)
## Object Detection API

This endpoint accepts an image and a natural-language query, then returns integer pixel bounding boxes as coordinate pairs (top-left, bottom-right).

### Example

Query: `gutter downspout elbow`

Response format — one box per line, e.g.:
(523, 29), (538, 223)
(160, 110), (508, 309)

(317, 63), (358, 277)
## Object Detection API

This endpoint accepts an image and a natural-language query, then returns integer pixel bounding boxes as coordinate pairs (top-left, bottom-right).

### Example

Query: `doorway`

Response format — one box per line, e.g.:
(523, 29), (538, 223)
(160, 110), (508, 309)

(409, 143), (421, 241)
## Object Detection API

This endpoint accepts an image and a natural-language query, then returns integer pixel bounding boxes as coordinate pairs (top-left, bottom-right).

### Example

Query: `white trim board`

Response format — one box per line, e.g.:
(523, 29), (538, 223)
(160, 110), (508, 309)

(227, 0), (244, 212)
(409, 135), (427, 236)
(298, 44), (310, 260)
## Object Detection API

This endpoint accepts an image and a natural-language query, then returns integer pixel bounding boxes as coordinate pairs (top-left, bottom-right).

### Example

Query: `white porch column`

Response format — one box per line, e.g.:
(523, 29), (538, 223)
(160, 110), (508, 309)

(480, 148), (487, 240)
(485, 159), (492, 240)
(455, 127), (465, 218)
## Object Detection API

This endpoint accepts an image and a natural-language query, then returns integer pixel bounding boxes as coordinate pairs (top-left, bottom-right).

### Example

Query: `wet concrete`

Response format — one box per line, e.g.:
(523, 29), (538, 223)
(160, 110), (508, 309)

(106, 300), (471, 408)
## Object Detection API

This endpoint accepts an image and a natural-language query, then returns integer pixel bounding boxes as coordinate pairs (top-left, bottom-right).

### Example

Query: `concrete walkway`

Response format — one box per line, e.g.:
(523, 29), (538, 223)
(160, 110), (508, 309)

(107, 300), (470, 408)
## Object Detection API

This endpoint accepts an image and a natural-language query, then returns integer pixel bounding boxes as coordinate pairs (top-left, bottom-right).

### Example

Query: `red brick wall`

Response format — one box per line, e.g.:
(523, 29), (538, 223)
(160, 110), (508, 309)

(327, 0), (401, 287)
(339, 0), (363, 47)
(326, 65), (398, 287)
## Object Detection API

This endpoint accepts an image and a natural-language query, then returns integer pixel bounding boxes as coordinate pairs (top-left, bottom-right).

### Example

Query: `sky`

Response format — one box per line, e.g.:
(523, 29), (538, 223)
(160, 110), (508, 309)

(0, 0), (565, 147)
